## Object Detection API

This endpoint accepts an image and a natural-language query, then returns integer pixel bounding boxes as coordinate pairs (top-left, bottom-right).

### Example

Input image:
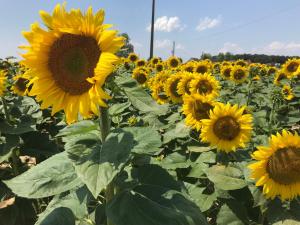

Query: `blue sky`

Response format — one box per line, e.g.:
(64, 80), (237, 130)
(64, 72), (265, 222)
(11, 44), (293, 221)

(1, 0), (300, 60)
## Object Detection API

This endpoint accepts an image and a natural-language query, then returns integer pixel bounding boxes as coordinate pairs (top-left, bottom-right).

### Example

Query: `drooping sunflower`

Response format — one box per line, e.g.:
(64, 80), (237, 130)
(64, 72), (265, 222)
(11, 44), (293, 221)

(177, 72), (195, 96)
(230, 65), (249, 83)
(128, 53), (139, 63)
(21, 4), (124, 124)
(220, 65), (232, 80)
(200, 103), (253, 152)
(0, 70), (6, 96)
(249, 130), (300, 200)
(164, 73), (183, 103)
(132, 67), (149, 86)
(274, 70), (288, 86)
(282, 58), (300, 77)
(281, 85), (294, 101)
(182, 94), (216, 131)
(167, 56), (181, 69)
(11, 75), (29, 96)
(155, 62), (164, 72)
(194, 61), (212, 74)
(189, 73), (220, 100)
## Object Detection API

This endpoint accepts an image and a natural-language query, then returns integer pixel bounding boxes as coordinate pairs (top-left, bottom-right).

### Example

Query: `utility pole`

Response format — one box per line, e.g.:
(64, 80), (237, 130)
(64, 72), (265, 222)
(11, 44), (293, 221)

(171, 41), (175, 56)
(149, 0), (155, 59)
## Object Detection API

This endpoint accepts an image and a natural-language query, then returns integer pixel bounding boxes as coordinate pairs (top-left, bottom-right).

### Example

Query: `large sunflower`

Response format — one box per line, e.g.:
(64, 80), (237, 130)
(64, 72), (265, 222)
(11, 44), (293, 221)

(249, 130), (300, 200)
(21, 4), (124, 123)
(164, 73), (183, 103)
(230, 65), (249, 83)
(177, 71), (195, 96)
(200, 103), (253, 152)
(189, 73), (220, 100)
(182, 94), (216, 131)
(0, 70), (6, 96)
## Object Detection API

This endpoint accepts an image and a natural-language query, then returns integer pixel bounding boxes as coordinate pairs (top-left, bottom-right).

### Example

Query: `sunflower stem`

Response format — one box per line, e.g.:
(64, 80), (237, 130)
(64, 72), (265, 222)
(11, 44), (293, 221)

(246, 79), (253, 106)
(1, 97), (10, 122)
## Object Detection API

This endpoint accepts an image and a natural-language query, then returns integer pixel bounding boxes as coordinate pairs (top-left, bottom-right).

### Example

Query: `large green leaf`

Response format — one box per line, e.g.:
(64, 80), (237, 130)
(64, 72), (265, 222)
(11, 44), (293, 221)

(66, 129), (134, 198)
(35, 186), (89, 225)
(163, 121), (190, 143)
(106, 165), (208, 225)
(206, 165), (247, 191)
(115, 75), (168, 115)
(216, 200), (249, 225)
(0, 134), (19, 163)
(4, 152), (82, 198)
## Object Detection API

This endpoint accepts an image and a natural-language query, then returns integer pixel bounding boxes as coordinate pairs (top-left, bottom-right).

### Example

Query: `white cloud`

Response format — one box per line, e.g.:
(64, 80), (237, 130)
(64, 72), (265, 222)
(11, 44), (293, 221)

(219, 42), (243, 54)
(154, 39), (184, 50)
(196, 16), (222, 32)
(252, 41), (300, 56)
(147, 16), (185, 32)
(131, 41), (143, 49)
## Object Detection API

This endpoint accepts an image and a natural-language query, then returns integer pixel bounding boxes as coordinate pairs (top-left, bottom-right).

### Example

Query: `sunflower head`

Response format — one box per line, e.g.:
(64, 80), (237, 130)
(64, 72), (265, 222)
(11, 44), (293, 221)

(182, 94), (216, 130)
(230, 65), (249, 83)
(281, 85), (294, 100)
(220, 65), (232, 80)
(164, 73), (183, 103)
(11, 75), (29, 96)
(136, 59), (146, 67)
(181, 61), (195, 73)
(282, 58), (300, 77)
(150, 57), (161, 66)
(132, 67), (149, 86)
(200, 103), (253, 152)
(0, 70), (7, 96)
(155, 62), (164, 72)
(267, 66), (277, 76)
(235, 59), (247, 67)
(189, 73), (220, 100)
(128, 53), (139, 63)
(274, 70), (288, 86)
(21, 4), (124, 123)
(194, 61), (212, 74)
(177, 71), (196, 96)
(167, 56), (181, 69)
(249, 130), (300, 200)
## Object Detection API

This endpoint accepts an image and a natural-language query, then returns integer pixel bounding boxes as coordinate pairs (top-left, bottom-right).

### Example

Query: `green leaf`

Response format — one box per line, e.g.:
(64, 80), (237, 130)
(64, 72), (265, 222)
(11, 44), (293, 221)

(206, 165), (247, 190)
(35, 186), (89, 225)
(122, 127), (162, 155)
(216, 200), (249, 225)
(4, 152), (82, 198)
(108, 102), (131, 116)
(106, 165), (208, 225)
(0, 134), (19, 163)
(196, 151), (216, 164)
(66, 129), (134, 198)
(163, 121), (190, 143)
(115, 75), (168, 115)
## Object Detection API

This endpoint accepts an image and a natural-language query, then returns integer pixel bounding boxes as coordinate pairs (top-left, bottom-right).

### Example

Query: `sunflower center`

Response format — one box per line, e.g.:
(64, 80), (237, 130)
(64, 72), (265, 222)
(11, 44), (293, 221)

(157, 86), (168, 100)
(192, 101), (213, 120)
(277, 73), (286, 81)
(233, 69), (245, 80)
(16, 78), (28, 92)
(266, 147), (300, 185)
(196, 80), (213, 94)
(156, 65), (163, 72)
(184, 79), (193, 95)
(152, 58), (159, 64)
(170, 79), (181, 97)
(185, 66), (194, 72)
(48, 34), (100, 95)
(136, 73), (147, 84)
(287, 62), (299, 73)
(137, 60), (145, 67)
(170, 59), (179, 68)
(196, 66), (207, 74)
(223, 68), (231, 78)
(129, 55), (137, 62)
(213, 116), (240, 140)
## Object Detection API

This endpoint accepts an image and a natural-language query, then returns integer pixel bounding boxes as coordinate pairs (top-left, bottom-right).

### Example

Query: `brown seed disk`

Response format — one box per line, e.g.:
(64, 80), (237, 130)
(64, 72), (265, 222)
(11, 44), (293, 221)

(213, 116), (240, 140)
(196, 80), (213, 94)
(192, 101), (213, 120)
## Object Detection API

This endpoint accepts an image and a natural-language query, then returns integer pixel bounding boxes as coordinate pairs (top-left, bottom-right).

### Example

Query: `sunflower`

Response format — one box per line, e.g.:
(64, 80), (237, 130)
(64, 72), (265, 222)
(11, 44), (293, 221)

(164, 73), (183, 103)
(155, 62), (164, 72)
(21, 4), (124, 124)
(282, 58), (300, 77)
(200, 103), (253, 152)
(128, 53), (139, 63)
(249, 130), (300, 200)
(267, 66), (277, 76)
(230, 65), (249, 83)
(167, 56), (181, 69)
(151, 85), (169, 104)
(274, 70), (288, 86)
(189, 73), (220, 100)
(252, 75), (261, 81)
(281, 85), (294, 101)
(0, 70), (6, 96)
(235, 59), (247, 67)
(194, 61), (212, 74)
(132, 67), (149, 86)
(136, 59), (146, 67)
(177, 72), (195, 96)
(220, 65), (232, 80)
(181, 61), (195, 73)
(182, 94), (216, 131)
(150, 57), (161, 66)
(11, 75), (29, 96)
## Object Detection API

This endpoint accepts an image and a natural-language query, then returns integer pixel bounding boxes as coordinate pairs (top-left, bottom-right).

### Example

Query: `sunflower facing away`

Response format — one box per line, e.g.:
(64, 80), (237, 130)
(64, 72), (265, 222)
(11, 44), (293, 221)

(21, 4), (124, 123)
(189, 73), (220, 100)
(230, 65), (249, 83)
(0, 70), (6, 96)
(182, 94), (216, 131)
(281, 85), (294, 101)
(177, 71), (195, 96)
(249, 130), (300, 200)
(200, 103), (253, 152)
(11, 75), (29, 96)
(164, 73), (183, 103)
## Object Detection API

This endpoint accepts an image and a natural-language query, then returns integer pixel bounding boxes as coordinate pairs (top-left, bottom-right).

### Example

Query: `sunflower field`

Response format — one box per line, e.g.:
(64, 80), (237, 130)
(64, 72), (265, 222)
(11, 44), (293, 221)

(1, 4), (300, 225)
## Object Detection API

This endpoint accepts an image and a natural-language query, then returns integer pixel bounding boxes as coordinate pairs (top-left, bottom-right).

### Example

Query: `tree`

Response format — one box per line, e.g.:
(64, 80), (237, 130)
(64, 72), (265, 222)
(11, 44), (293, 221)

(116, 33), (134, 58)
